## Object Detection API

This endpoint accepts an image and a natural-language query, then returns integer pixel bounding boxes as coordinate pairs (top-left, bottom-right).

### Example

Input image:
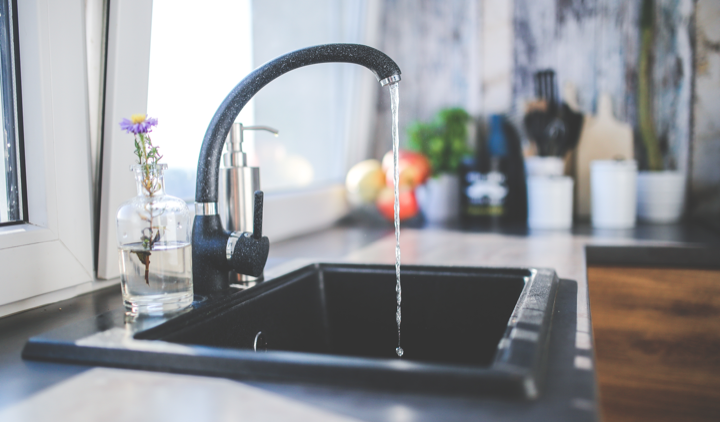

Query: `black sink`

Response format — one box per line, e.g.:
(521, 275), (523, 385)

(23, 263), (558, 398)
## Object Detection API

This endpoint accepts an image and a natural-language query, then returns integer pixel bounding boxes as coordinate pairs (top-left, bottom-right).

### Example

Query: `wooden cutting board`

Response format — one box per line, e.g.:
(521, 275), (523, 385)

(575, 93), (634, 217)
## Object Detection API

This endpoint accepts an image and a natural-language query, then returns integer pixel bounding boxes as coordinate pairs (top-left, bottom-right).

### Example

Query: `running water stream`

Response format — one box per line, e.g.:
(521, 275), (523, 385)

(389, 82), (403, 358)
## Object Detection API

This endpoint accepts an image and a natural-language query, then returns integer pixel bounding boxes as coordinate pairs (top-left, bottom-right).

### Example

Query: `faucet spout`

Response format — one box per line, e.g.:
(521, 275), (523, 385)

(192, 44), (401, 295)
(195, 43), (401, 204)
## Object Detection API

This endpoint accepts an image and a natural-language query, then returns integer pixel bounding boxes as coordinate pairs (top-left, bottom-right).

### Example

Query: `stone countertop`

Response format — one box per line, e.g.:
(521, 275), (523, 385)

(0, 223), (718, 421)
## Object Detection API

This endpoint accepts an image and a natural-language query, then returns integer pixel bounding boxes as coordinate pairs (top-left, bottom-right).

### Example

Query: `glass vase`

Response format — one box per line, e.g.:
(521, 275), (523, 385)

(116, 164), (193, 314)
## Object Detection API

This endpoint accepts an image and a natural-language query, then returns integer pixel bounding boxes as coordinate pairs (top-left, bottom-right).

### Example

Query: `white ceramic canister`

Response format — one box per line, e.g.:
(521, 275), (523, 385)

(591, 160), (637, 229)
(527, 176), (574, 229)
(637, 171), (686, 223)
(525, 156), (565, 177)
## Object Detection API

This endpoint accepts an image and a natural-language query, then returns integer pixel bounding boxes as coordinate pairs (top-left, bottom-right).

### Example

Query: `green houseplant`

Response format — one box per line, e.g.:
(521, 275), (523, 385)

(407, 107), (470, 176)
(407, 108), (471, 222)
(636, 0), (686, 223)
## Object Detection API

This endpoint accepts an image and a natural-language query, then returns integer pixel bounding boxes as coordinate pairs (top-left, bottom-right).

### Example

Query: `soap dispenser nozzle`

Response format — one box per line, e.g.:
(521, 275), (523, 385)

(224, 123), (278, 167)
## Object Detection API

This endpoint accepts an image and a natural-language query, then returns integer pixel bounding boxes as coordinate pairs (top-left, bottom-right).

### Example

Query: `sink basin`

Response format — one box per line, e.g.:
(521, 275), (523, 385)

(23, 263), (558, 398)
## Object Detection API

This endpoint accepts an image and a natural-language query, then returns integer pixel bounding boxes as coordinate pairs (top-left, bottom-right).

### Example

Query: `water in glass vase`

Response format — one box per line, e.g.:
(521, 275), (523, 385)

(119, 241), (193, 314)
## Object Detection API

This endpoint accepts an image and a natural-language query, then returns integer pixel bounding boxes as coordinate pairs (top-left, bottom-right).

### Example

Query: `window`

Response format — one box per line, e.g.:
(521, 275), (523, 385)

(0, 0), (24, 225)
(98, 0), (381, 280)
(146, 0), (254, 200)
(1, 0), (383, 312)
(146, 0), (375, 197)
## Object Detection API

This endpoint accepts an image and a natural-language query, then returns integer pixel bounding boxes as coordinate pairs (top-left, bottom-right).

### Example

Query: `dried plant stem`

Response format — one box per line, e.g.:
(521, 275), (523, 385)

(144, 254), (150, 283)
(132, 132), (163, 285)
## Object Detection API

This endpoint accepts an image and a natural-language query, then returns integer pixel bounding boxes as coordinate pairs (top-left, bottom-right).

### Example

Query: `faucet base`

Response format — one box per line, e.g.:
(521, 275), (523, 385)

(192, 214), (270, 295)
(192, 215), (231, 295)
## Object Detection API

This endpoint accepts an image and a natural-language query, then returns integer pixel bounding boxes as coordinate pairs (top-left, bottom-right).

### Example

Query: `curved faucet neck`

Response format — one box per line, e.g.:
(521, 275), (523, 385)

(194, 43), (401, 203)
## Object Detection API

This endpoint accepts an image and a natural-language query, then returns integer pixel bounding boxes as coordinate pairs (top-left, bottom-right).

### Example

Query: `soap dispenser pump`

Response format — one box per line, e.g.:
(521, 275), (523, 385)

(219, 122), (278, 285)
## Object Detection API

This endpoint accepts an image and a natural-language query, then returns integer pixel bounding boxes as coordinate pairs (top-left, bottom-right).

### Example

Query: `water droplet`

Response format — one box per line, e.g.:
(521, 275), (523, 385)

(123, 232), (128, 239)
(396, 347), (404, 357)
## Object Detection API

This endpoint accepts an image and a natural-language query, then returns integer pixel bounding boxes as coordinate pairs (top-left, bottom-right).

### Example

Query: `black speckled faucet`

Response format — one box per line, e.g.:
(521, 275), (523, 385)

(192, 43), (402, 295)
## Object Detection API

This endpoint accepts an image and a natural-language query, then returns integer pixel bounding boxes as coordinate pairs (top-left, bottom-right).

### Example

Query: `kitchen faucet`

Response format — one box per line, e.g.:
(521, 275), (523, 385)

(192, 43), (402, 295)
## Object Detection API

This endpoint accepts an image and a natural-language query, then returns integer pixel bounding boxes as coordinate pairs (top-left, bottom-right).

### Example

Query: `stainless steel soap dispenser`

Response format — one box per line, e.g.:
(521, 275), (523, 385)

(219, 122), (278, 285)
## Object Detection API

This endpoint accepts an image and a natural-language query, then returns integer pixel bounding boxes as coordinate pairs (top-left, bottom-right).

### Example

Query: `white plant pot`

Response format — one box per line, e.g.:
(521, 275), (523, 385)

(416, 174), (459, 223)
(637, 171), (686, 224)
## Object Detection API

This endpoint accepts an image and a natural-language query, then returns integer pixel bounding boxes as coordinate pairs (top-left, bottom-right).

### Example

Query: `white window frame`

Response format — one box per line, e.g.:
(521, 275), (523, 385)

(96, 0), (153, 280)
(0, 0), (96, 317)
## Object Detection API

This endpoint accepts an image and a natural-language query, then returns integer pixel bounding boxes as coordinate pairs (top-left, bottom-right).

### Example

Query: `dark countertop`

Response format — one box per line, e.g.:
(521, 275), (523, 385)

(1, 221), (718, 421)
(341, 211), (720, 245)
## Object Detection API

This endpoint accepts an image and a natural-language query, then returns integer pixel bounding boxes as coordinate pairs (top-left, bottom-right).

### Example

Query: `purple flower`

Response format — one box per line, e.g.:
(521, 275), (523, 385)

(120, 114), (159, 134)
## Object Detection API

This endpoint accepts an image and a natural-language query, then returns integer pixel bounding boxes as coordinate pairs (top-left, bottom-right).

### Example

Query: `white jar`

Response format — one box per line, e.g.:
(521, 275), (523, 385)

(591, 160), (637, 229)
(527, 176), (574, 229)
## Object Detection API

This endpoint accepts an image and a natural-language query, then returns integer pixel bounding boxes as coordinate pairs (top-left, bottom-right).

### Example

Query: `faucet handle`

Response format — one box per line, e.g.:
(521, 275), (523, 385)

(253, 190), (263, 240)
(227, 231), (270, 278)
(223, 190), (267, 278)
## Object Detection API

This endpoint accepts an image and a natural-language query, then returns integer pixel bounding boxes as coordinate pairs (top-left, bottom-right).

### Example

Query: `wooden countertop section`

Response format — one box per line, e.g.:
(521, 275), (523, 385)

(588, 266), (720, 422)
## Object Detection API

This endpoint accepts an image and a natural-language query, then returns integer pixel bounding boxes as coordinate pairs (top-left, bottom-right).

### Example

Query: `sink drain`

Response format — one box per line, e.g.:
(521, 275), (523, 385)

(254, 331), (267, 352)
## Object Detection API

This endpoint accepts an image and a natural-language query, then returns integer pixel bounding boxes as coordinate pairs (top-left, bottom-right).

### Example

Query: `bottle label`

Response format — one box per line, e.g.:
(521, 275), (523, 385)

(464, 171), (508, 216)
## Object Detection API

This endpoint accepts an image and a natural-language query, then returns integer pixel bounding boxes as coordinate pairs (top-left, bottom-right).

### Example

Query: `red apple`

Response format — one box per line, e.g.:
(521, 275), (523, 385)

(385, 163), (423, 188)
(382, 150), (432, 188)
(376, 186), (419, 221)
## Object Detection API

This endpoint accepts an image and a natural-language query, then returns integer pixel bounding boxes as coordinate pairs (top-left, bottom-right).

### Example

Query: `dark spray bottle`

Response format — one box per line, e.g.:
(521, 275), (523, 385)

(460, 115), (527, 225)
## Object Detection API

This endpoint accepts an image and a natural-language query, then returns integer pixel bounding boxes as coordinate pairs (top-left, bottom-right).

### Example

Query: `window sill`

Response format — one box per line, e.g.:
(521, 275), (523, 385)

(0, 223), (55, 250)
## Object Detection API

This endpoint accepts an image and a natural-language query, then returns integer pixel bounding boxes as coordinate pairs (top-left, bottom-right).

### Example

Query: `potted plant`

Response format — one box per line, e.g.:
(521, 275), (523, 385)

(407, 108), (470, 222)
(636, 0), (686, 224)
